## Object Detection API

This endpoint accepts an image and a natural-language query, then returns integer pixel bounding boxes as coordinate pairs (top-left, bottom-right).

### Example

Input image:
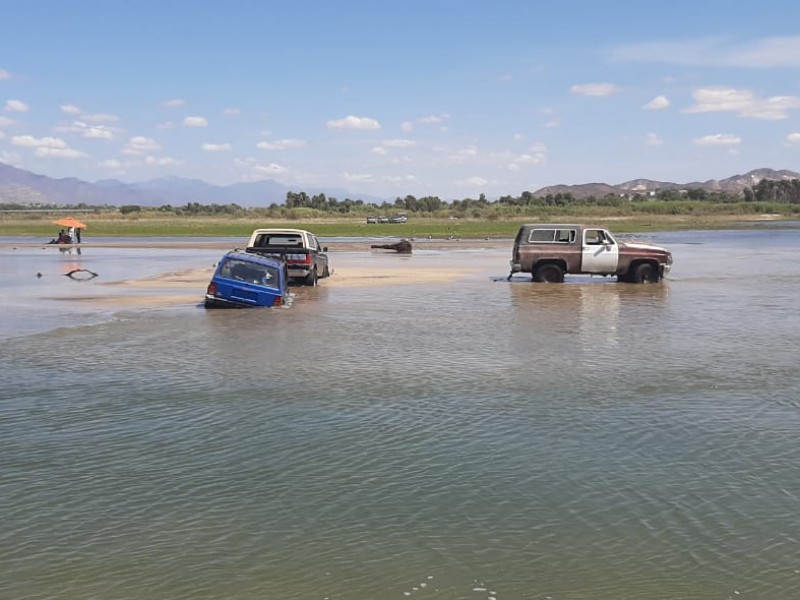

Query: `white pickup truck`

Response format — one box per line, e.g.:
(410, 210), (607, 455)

(246, 228), (330, 286)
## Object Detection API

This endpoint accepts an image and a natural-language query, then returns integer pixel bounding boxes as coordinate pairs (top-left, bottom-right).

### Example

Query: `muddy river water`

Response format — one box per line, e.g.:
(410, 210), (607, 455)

(1, 228), (799, 599)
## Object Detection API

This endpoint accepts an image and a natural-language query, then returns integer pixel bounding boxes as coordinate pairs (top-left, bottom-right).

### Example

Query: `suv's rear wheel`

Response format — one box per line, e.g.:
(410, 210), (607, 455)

(533, 263), (564, 283)
(304, 267), (318, 287)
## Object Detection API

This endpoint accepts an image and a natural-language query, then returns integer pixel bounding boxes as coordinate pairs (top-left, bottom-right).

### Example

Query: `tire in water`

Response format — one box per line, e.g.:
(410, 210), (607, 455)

(533, 264), (564, 283)
(630, 263), (658, 283)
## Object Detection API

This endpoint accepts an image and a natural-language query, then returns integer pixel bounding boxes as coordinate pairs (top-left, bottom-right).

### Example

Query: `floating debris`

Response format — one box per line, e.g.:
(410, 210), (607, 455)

(63, 268), (99, 280)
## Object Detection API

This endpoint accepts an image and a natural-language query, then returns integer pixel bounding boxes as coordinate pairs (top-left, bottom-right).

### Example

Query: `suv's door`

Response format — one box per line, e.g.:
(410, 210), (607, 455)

(581, 228), (618, 274)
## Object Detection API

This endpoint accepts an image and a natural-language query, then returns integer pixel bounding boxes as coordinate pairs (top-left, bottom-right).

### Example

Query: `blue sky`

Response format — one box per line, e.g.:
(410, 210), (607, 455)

(2, 0), (800, 200)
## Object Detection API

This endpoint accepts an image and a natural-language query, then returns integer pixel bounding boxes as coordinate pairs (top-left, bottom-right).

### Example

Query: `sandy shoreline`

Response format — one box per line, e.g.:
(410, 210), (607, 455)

(0, 237), (511, 252)
(15, 238), (511, 309)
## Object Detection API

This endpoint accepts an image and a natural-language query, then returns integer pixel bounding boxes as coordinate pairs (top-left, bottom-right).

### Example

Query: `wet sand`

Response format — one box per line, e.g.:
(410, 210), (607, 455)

(0, 238), (509, 252)
(20, 238), (510, 309)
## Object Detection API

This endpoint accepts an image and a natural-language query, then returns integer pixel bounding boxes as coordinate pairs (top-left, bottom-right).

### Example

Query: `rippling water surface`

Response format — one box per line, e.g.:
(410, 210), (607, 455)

(2, 229), (800, 599)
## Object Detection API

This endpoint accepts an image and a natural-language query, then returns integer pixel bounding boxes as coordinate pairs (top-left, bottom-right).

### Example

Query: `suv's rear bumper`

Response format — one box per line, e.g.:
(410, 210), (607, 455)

(287, 267), (311, 278)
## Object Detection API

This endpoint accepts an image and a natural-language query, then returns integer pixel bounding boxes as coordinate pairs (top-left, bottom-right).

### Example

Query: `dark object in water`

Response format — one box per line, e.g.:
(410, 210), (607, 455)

(63, 268), (99, 280)
(370, 239), (412, 253)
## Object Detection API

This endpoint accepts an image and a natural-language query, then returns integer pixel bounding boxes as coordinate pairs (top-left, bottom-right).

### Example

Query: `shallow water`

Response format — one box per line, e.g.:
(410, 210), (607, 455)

(2, 230), (800, 599)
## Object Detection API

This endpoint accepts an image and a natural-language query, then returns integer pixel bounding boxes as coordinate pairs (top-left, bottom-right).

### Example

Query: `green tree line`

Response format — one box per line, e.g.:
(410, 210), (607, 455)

(5, 178), (800, 217)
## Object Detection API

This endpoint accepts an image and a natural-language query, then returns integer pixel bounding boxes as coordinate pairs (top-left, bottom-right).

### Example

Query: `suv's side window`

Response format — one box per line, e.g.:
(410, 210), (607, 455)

(556, 229), (575, 243)
(528, 229), (555, 243)
(527, 228), (575, 243)
(584, 229), (610, 245)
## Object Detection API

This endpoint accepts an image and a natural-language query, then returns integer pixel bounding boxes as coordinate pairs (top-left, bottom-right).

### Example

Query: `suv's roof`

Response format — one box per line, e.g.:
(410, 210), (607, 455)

(250, 228), (312, 235)
(519, 224), (601, 230)
(223, 250), (284, 267)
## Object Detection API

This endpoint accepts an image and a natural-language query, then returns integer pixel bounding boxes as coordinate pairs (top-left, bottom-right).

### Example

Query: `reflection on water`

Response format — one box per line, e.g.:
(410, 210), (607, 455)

(2, 230), (800, 600)
(510, 280), (669, 346)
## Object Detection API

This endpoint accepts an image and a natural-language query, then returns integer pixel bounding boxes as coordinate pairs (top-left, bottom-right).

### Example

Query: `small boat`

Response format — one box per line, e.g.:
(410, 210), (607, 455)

(204, 250), (289, 308)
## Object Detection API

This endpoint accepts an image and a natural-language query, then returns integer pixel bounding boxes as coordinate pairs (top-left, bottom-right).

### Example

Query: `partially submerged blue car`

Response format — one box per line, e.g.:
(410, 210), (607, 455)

(204, 250), (289, 308)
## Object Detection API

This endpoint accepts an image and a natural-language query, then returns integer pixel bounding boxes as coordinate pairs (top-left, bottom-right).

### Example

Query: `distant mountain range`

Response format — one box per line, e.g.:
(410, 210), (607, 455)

(1, 162), (798, 206)
(0, 162), (385, 207)
(534, 168), (800, 199)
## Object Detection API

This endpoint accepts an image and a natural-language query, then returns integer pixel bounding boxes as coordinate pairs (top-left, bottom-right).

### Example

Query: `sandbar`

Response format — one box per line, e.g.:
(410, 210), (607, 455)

(23, 238), (510, 309)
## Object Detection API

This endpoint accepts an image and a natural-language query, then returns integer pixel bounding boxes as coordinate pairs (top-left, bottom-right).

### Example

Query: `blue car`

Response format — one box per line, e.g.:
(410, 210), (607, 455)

(204, 251), (289, 308)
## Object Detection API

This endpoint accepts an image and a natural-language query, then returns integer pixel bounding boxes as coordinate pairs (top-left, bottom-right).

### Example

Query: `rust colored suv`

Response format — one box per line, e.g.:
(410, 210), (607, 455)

(508, 224), (672, 283)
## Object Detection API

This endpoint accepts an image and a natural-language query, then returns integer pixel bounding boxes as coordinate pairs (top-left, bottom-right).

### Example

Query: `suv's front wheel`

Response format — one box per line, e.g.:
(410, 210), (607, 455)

(629, 263), (659, 284)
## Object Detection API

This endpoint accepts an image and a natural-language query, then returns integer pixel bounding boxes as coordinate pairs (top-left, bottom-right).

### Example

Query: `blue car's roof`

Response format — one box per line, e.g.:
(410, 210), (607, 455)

(221, 250), (285, 268)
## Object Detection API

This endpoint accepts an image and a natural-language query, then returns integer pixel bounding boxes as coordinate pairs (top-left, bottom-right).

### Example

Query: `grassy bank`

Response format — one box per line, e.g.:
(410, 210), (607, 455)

(1, 210), (797, 239)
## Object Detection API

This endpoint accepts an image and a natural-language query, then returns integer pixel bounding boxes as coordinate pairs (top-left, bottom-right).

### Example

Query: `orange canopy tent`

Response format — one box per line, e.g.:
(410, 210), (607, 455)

(54, 216), (87, 229)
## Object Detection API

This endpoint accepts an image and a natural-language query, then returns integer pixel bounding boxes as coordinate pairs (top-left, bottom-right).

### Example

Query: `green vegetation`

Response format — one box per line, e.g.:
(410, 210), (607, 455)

(2, 180), (799, 239)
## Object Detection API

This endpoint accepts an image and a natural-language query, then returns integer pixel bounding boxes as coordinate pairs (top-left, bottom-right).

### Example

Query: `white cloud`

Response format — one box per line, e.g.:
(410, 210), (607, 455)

(693, 133), (741, 146)
(233, 157), (289, 178)
(382, 139), (416, 148)
(124, 136), (161, 154)
(145, 156), (182, 166)
(401, 121), (414, 132)
(162, 99), (186, 108)
(0, 69), (10, 80)
(223, 107), (241, 115)
(684, 87), (800, 120)
(5, 99), (28, 112)
(646, 132), (663, 146)
(570, 83), (619, 97)
(202, 143), (232, 152)
(83, 113), (119, 123)
(419, 114), (449, 124)
(156, 122), (174, 130)
(12, 135), (66, 148)
(99, 159), (122, 169)
(643, 95), (670, 110)
(455, 176), (489, 187)
(83, 126), (114, 140)
(0, 131), (5, 139)
(55, 121), (115, 140)
(256, 138), (307, 150)
(37, 147), (88, 158)
(60, 104), (82, 115)
(343, 171), (375, 182)
(0, 116), (12, 128)
(544, 119), (560, 128)
(11, 135), (87, 157)
(507, 143), (547, 170)
(742, 96), (800, 120)
(372, 146), (387, 155)
(385, 174), (418, 185)
(184, 116), (208, 127)
(253, 162), (287, 175)
(612, 36), (800, 68)
(327, 115), (381, 130)
(786, 133), (800, 144)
